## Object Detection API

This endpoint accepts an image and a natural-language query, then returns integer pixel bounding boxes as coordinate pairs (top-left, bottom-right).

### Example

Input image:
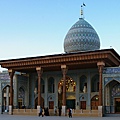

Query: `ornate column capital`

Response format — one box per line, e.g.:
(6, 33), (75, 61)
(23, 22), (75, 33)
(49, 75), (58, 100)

(61, 65), (67, 69)
(36, 67), (43, 76)
(36, 67), (42, 71)
(61, 65), (68, 74)
(8, 69), (15, 78)
(97, 61), (105, 67)
(97, 61), (105, 73)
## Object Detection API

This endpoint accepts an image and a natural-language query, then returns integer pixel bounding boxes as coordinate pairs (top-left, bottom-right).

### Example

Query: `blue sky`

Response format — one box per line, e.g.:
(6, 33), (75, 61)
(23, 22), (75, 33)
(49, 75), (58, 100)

(0, 0), (120, 62)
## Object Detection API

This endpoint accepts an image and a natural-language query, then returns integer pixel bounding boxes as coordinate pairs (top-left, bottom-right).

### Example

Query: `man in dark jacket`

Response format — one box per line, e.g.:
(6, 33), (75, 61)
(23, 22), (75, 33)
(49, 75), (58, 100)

(39, 107), (43, 117)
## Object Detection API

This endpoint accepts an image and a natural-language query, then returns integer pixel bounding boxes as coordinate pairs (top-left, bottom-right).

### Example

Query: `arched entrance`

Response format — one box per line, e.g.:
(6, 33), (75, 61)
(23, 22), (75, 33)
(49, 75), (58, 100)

(105, 80), (120, 113)
(91, 74), (99, 92)
(58, 76), (76, 109)
(18, 87), (25, 109)
(111, 81), (120, 113)
(2, 85), (10, 112)
(115, 98), (120, 113)
(66, 95), (76, 109)
(35, 97), (44, 109)
(91, 95), (99, 110)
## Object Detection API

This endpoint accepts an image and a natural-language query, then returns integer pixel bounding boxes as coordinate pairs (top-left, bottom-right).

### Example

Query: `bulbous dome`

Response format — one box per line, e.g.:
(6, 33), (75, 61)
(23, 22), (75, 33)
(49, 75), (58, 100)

(64, 18), (100, 53)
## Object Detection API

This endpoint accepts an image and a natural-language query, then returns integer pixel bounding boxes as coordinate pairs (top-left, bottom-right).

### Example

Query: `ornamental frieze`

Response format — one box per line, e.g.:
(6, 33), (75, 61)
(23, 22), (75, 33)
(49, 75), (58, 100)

(0, 73), (10, 80)
(103, 67), (120, 74)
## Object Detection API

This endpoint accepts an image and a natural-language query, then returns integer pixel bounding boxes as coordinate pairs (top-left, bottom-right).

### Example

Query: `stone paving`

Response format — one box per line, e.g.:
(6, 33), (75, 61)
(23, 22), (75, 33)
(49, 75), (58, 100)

(0, 114), (120, 120)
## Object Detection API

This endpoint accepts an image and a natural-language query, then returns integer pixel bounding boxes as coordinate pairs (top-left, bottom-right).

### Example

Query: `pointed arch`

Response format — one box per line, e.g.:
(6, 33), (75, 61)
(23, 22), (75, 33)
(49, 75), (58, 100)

(35, 97), (44, 109)
(18, 87), (25, 98)
(41, 79), (45, 93)
(2, 85), (10, 112)
(91, 95), (99, 110)
(91, 74), (99, 92)
(2, 85), (10, 91)
(18, 86), (25, 108)
(35, 78), (44, 93)
(105, 78), (120, 87)
(58, 76), (76, 109)
(79, 75), (87, 92)
(79, 95), (87, 109)
(111, 81), (120, 105)
(48, 77), (54, 93)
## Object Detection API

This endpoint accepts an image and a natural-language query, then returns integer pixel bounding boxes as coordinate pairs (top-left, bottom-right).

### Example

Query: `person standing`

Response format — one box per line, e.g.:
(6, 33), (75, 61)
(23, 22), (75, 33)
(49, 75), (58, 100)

(39, 107), (43, 117)
(44, 107), (49, 116)
(69, 108), (72, 118)
(42, 108), (44, 117)
(54, 106), (57, 116)
(59, 106), (62, 116)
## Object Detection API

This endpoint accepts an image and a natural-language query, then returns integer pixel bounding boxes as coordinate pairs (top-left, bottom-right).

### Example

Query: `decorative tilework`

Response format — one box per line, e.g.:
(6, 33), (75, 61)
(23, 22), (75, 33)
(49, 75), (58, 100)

(0, 73), (10, 80)
(111, 84), (120, 105)
(103, 67), (120, 74)
(64, 18), (100, 53)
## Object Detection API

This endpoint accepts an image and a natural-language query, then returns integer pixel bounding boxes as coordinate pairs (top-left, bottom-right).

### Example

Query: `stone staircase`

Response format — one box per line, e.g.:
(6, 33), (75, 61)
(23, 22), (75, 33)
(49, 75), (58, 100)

(13, 109), (37, 116)
(12, 109), (98, 117)
(72, 109), (98, 117)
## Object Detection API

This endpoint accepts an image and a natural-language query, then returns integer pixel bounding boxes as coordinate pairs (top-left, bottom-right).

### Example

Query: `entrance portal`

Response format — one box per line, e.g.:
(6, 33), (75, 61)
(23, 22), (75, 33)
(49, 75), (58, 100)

(58, 76), (76, 109)
(35, 97), (44, 109)
(18, 98), (22, 109)
(66, 99), (75, 109)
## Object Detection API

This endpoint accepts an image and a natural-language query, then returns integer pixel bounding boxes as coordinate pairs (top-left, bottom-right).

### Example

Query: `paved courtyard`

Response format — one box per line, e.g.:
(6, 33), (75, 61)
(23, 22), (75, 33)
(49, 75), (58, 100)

(0, 114), (120, 120)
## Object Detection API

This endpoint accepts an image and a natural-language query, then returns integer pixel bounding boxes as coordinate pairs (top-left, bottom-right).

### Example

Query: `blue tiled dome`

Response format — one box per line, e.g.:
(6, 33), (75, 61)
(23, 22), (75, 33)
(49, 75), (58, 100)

(64, 18), (100, 53)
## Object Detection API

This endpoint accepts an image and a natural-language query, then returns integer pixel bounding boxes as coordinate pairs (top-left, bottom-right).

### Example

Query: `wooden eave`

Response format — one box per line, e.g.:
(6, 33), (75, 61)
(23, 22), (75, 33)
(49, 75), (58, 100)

(0, 49), (119, 73)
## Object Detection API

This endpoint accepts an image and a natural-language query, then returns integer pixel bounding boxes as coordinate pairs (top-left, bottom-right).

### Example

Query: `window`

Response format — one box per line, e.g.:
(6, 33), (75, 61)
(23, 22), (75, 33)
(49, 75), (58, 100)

(41, 79), (45, 93)
(48, 77), (54, 93)
(35, 78), (44, 93)
(80, 75), (87, 92)
(91, 74), (99, 92)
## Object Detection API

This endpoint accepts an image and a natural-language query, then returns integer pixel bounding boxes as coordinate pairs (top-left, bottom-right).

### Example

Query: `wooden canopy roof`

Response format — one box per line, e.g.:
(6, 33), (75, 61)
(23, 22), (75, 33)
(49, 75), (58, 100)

(0, 49), (120, 73)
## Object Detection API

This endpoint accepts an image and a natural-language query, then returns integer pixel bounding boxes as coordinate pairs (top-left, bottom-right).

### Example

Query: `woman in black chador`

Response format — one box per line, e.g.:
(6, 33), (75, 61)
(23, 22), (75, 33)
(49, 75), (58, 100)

(44, 107), (49, 116)
(59, 106), (62, 116)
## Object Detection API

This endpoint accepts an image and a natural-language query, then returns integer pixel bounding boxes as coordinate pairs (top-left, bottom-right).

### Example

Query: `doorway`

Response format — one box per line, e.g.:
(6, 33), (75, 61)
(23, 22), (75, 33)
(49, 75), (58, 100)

(80, 101), (86, 109)
(18, 98), (22, 109)
(91, 95), (99, 110)
(66, 99), (75, 109)
(35, 97), (44, 109)
(115, 98), (120, 113)
(49, 101), (54, 109)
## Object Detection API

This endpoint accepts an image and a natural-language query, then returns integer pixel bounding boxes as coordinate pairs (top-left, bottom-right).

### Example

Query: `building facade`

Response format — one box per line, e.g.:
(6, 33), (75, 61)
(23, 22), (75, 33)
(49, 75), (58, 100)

(0, 17), (120, 117)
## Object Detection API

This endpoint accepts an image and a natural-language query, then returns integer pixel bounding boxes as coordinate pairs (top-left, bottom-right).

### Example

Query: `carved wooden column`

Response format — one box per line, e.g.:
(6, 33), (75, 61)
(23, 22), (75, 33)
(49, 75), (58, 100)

(61, 65), (67, 115)
(36, 67), (43, 106)
(36, 67), (43, 115)
(97, 61), (105, 106)
(8, 69), (14, 115)
(97, 61), (105, 117)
